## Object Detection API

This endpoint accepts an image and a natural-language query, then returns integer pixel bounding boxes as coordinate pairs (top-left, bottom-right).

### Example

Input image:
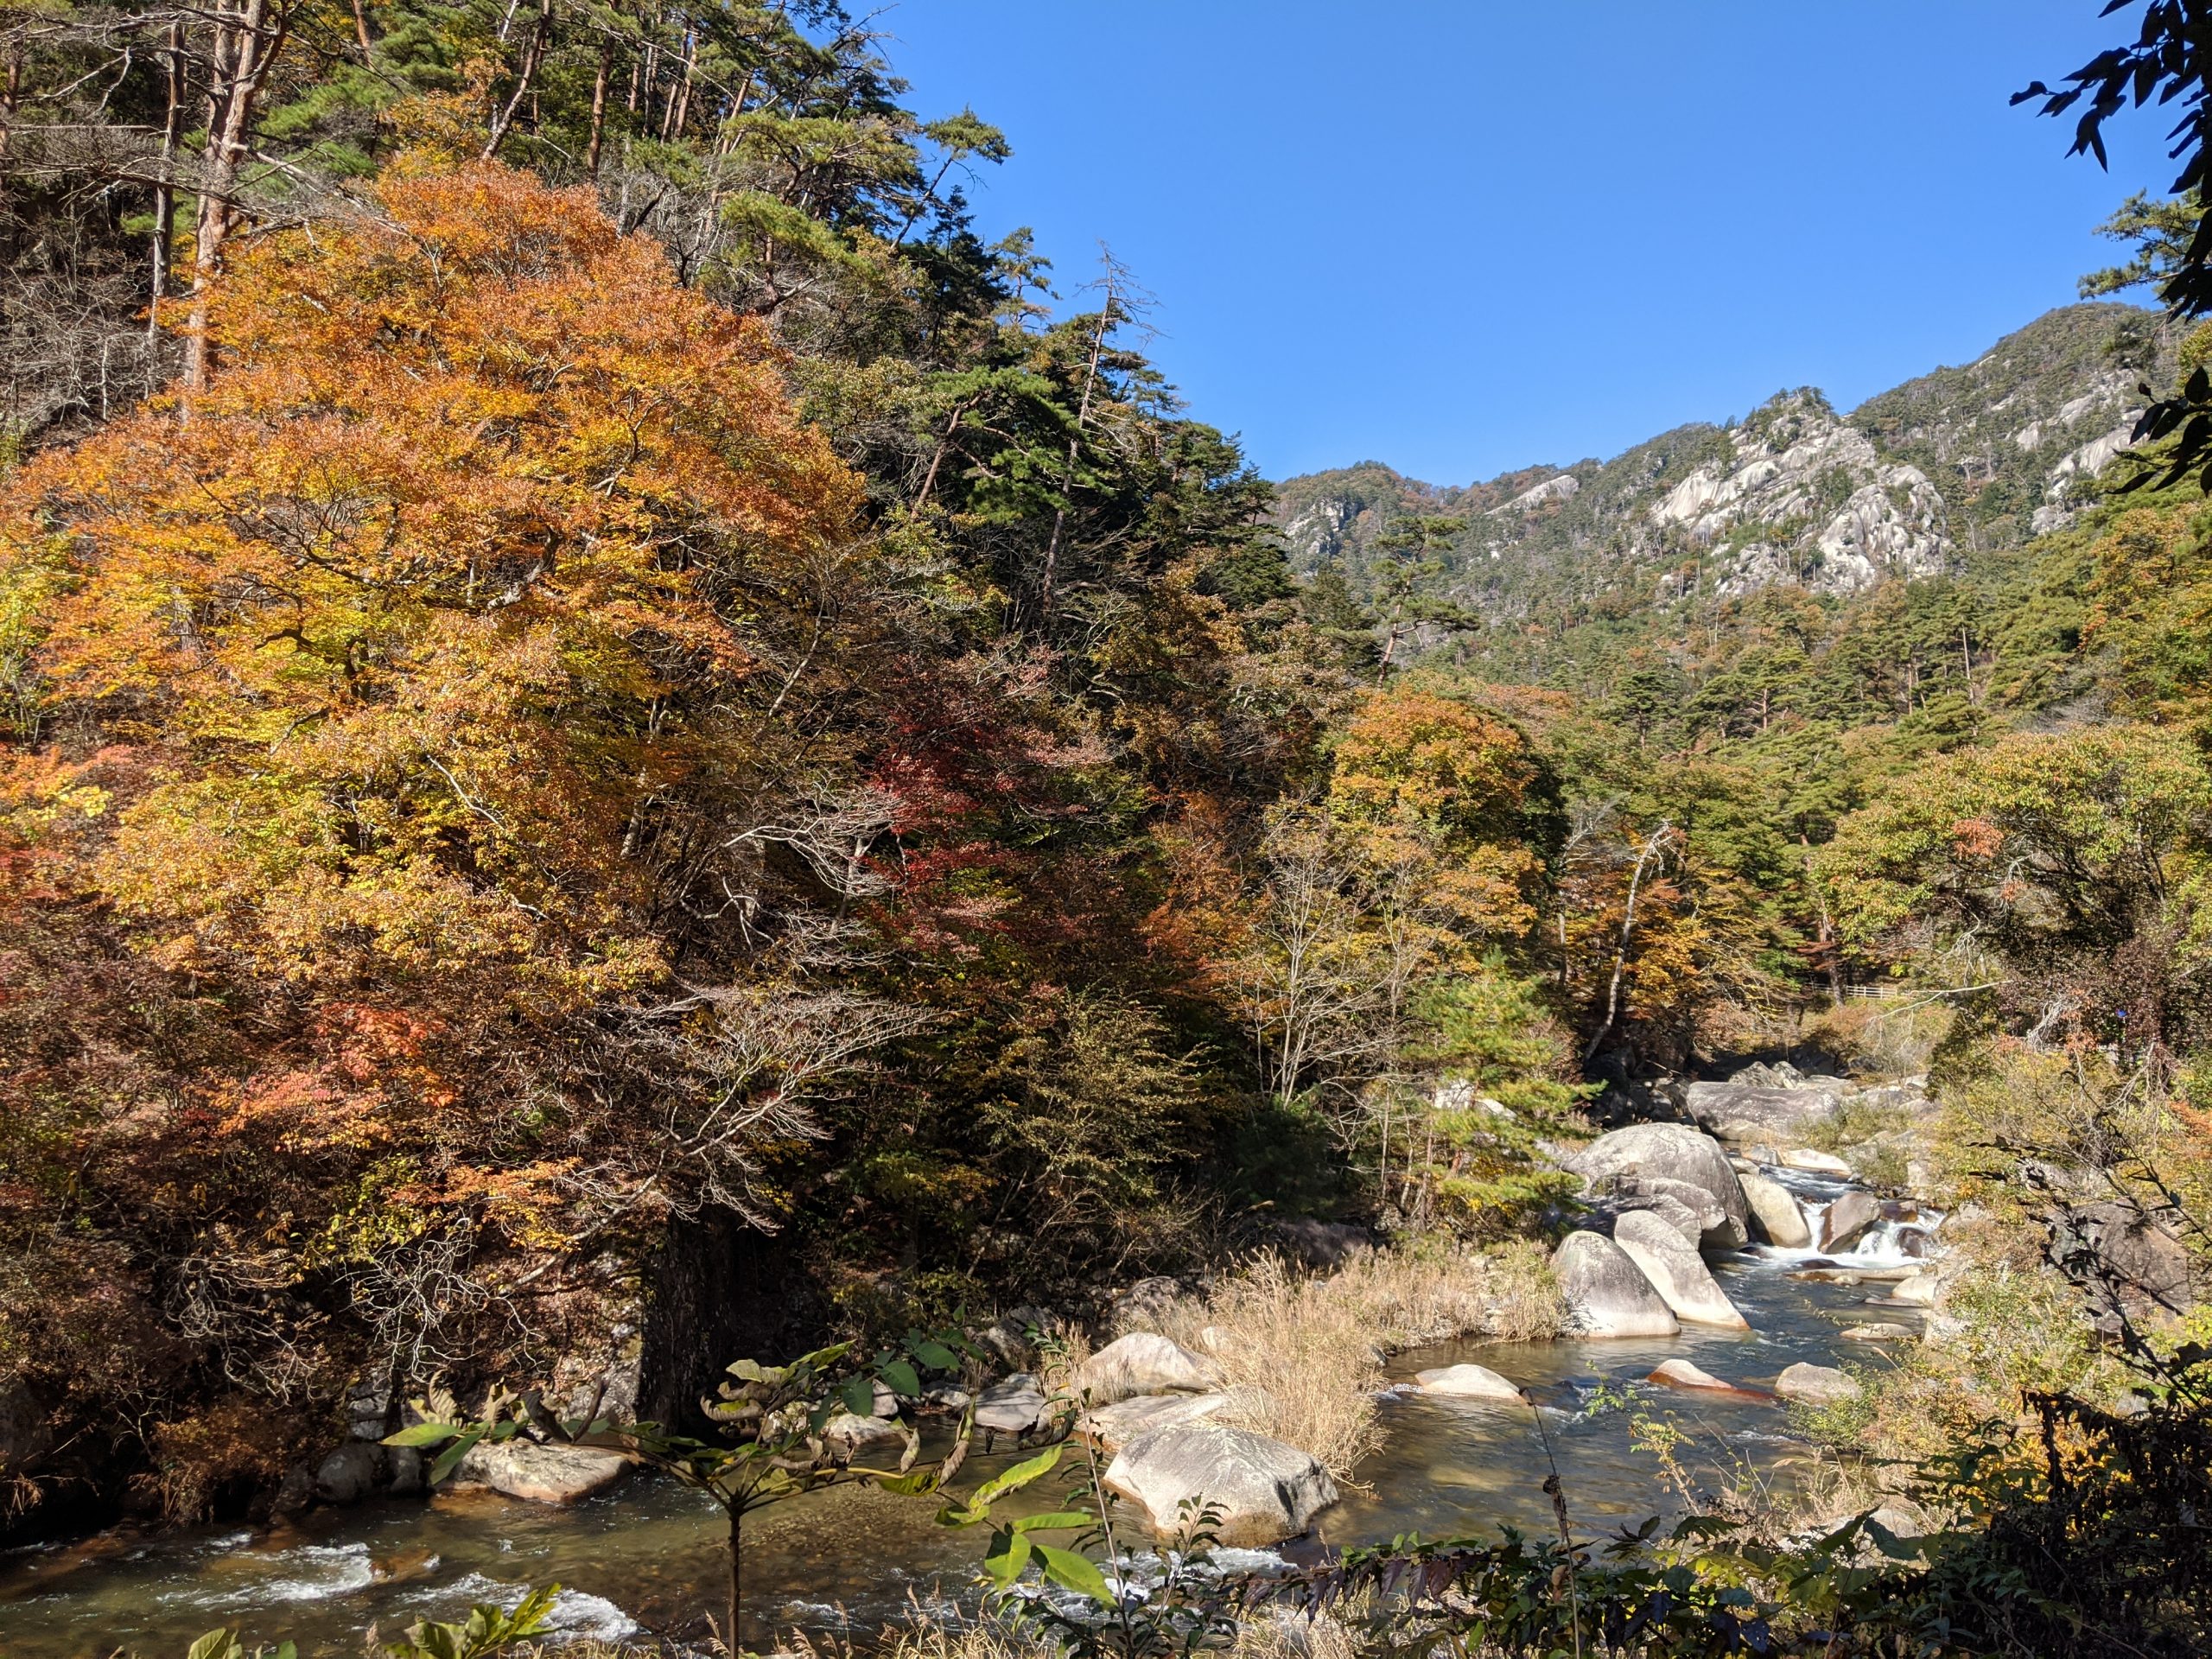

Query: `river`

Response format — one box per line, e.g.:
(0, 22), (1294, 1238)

(0, 1170), (1925, 1657)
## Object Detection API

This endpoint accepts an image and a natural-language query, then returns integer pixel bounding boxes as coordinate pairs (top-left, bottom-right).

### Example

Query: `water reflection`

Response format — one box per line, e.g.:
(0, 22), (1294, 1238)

(0, 1245), (1915, 1656)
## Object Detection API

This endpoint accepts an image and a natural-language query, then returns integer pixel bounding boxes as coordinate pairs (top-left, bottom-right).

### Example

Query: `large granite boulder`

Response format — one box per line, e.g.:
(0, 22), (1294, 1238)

(1552, 1230), (1679, 1338)
(1412, 1363), (1522, 1402)
(1103, 1424), (1338, 1547)
(1611, 1211), (1750, 1329)
(2053, 1202), (2196, 1331)
(1889, 1272), (1938, 1306)
(1590, 1174), (1727, 1248)
(1781, 1148), (1852, 1177)
(1820, 1191), (1882, 1253)
(1739, 1172), (1812, 1248)
(1684, 1079), (1846, 1146)
(1586, 1188), (1705, 1248)
(1775, 1362), (1859, 1405)
(1078, 1391), (1233, 1452)
(455, 1439), (629, 1504)
(975, 1372), (1058, 1436)
(314, 1442), (385, 1504)
(822, 1411), (907, 1452)
(1072, 1332), (1220, 1406)
(1567, 1125), (1750, 1249)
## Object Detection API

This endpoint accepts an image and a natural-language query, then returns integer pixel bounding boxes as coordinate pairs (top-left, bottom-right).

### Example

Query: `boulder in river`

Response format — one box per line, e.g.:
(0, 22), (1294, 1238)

(1781, 1148), (1852, 1177)
(975, 1372), (1059, 1437)
(1103, 1424), (1338, 1548)
(1072, 1332), (1219, 1406)
(1552, 1230), (1680, 1338)
(1840, 1321), (1919, 1343)
(823, 1411), (907, 1452)
(385, 1446), (425, 1496)
(1611, 1211), (1751, 1329)
(1566, 1124), (1750, 1249)
(1646, 1359), (1773, 1401)
(1888, 1273), (1938, 1306)
(314, 1442), (385, 1505)
(455, 1439), (629, 1504)
(1587, 1188), (1706, 1249)
(1605, 1174), (1729, 1247)
(1078, 1391), (1234, 1451)
(1413, 1363), (1523, 1402)
(1775, 1362), (1859, 1404)
(1738, 1172), (1812, 1248)
(975, 1306), (1060, 1370)
(1820, 1191), (1882, 1253)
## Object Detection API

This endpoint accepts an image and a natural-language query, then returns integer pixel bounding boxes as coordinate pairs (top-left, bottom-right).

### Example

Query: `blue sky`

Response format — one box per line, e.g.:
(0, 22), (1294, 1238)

(882, 1), (2174, 486)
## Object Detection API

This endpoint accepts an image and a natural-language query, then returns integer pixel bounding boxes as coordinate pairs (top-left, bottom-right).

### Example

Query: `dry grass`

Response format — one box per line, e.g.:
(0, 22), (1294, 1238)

(777, 1605), (1061, 1659)
(1144, 1241), (1562, 1482)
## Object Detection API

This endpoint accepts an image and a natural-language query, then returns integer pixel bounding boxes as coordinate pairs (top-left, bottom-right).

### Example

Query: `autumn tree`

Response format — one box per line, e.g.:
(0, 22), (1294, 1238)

(0, 156), (942, 1511)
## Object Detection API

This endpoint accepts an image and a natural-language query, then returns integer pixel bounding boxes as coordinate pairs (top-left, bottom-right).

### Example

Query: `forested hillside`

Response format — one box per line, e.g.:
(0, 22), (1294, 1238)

(0, 10), (2204, 1655)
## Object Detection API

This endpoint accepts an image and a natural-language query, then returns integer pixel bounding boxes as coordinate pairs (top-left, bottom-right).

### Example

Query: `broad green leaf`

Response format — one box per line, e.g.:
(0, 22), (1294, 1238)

(879, 1359), (922, 1397)
(912, 1338), (960, 1370)
(981, 1529), (1032, 1587)
(839, 1375), (876, 1415)
(972, 1446), (1061, 1505)
(1035, 1543), (1115, 1606)
(383, 1422), (461, 1447)
(1011, 1510), (1094, 1533)
(427, 1424), (486, 1485)
(186, 1633), (242, 1659)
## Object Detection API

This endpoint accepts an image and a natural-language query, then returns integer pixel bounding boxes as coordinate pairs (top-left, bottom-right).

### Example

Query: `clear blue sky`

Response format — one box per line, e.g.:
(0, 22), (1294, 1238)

(881, 1), (2174, 486)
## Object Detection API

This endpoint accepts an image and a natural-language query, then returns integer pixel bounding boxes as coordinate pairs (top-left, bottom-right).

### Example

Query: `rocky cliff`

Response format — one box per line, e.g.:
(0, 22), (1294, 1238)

(1274, 302), (2168, 613)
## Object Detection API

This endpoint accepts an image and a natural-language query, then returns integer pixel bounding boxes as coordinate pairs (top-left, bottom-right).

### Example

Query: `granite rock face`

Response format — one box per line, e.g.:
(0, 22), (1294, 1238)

(1611, 1211), (1750, 1329)
(1568, 1125), (1750, 1249)
(1103, 1425), (1338, 1547)
(1552, 1230), (1680, 1338)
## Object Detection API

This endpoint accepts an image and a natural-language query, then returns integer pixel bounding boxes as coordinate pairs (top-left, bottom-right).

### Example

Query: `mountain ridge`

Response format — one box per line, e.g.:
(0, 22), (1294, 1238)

(1273, 302), (2168, 620)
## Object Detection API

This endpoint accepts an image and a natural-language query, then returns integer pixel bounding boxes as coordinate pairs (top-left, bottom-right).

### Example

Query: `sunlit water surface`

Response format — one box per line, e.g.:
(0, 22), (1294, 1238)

(0, 1176), (1927, 1656)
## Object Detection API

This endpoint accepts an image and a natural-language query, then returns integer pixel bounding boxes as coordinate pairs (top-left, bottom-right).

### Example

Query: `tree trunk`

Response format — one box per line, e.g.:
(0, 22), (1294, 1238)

(1039, 262), (1121, 621)
(1584, 822), (1671, 1063)
(184, 0), (285, 396)
(481, 0), (553, 161)
(727, 1503), (742, 1652)
(350, 0), (374, 59)
(912, 395), (978, 513)
(586, 41), (613, 178)
(1802, 832), (1844, 1003)
(149, 22), (185, 339)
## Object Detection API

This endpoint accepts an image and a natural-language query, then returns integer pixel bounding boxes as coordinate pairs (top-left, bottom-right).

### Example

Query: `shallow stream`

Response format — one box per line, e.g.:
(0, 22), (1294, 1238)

(0, 1172), (1927, 1657)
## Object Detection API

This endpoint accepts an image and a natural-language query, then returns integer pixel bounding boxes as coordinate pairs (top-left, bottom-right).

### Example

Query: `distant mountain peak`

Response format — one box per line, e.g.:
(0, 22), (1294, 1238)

(1273, 301), (2166, 615)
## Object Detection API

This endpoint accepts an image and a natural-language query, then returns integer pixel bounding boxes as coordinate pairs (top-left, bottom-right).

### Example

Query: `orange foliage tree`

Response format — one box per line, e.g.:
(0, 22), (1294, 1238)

(0, 157), (925, 1476)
